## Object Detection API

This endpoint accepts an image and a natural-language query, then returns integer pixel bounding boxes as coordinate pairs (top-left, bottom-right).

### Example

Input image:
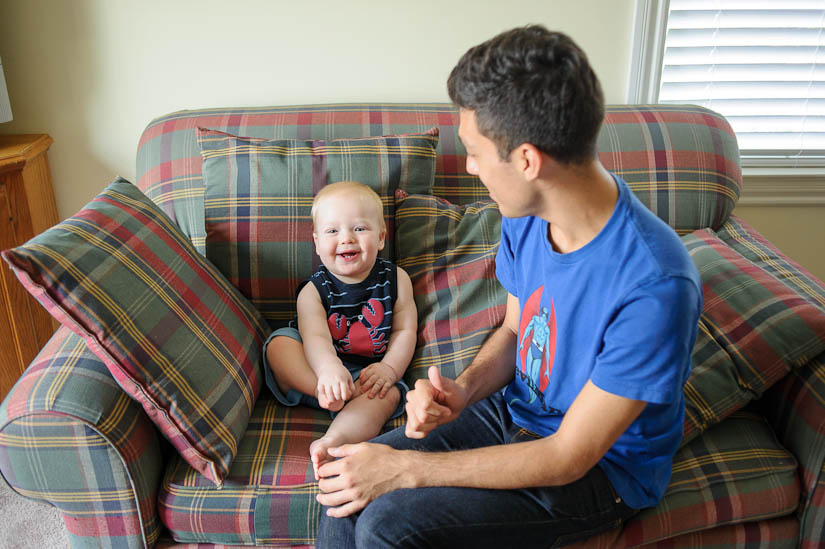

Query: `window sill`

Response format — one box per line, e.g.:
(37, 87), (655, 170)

(739, 169), (825, 206)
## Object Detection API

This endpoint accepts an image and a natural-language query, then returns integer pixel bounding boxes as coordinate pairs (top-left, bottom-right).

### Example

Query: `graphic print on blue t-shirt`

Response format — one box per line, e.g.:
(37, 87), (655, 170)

(513, 286), (559, 413)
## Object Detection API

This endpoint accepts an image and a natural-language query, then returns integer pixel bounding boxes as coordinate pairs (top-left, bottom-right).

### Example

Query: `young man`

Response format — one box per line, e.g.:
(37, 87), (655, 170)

(315, 26), (702, 548)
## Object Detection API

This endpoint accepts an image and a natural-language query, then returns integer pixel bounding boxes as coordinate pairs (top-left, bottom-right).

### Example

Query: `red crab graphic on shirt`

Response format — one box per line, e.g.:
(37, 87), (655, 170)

(327, 298), (388, 357)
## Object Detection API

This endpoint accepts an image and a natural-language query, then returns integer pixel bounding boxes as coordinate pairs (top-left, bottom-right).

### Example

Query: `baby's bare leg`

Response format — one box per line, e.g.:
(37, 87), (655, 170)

(310, 386), (401, 479)
(266, 335), (344, 411)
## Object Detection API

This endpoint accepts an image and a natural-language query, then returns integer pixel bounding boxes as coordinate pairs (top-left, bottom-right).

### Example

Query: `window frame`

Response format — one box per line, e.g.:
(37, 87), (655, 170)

(627, 0), (825, 200)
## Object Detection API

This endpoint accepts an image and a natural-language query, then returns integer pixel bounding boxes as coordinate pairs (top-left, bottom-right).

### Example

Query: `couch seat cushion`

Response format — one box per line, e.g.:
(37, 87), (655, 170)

(158, 402), (796, 547)
(569, 409), (799, 547)
(158, 394), (321, 545)
(159, 394), (404, 545)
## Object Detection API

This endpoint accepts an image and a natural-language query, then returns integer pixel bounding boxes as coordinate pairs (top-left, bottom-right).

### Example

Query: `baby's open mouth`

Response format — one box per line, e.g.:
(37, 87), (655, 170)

(338, 251), (358, 260)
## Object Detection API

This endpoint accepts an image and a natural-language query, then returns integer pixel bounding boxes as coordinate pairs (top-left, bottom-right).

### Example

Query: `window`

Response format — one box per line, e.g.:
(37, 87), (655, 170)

(631, 0), (825, 171)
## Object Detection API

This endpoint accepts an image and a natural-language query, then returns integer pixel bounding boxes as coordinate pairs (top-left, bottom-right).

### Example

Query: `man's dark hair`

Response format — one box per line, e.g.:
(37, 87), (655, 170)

(448, 25), (604, 165)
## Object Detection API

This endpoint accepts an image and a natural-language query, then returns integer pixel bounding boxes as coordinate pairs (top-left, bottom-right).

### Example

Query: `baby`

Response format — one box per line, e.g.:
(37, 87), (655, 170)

(263, 181), (417, 478)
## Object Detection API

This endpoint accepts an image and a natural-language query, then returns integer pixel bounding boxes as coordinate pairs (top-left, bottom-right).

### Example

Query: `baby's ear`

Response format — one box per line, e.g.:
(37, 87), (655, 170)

(378, 228), (387, 251)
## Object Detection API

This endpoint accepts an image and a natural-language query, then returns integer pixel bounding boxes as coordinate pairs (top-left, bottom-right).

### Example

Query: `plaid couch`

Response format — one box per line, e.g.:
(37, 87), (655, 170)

(1, 104), (824, 548)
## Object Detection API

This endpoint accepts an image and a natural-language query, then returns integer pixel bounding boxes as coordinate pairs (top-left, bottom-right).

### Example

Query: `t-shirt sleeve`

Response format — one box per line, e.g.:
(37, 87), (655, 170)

(495, 218), (517, 296)
(590, 275), (702, 405)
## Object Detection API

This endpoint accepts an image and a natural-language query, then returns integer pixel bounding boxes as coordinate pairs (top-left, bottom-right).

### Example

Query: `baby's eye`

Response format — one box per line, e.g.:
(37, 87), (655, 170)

(354, 226), (367, 232)
(326, 228), (338, 235)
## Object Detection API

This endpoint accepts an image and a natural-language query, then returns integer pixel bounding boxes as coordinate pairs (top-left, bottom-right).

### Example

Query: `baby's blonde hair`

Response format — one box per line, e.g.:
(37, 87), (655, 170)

(311, 181), (386, 230)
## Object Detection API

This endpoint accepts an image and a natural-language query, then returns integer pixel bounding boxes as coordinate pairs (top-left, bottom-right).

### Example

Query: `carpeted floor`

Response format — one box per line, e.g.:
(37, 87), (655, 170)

(0, 477), (67, 548)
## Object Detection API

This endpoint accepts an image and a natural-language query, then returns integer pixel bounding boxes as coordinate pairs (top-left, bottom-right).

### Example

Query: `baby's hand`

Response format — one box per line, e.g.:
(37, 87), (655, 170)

(316, 364), (354, 411)
(359, 362), (397, 399)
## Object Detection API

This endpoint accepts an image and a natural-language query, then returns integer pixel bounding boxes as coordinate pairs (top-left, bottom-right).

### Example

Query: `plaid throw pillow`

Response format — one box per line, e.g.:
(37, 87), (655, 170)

(680, 228), (825, 444)
(394, 191), (506, 383)
(198, 127), (439, 328)
(1, 177), (269, 486)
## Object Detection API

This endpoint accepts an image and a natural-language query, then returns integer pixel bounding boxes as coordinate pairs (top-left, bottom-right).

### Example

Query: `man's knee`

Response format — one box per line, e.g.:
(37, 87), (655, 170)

(354, 492), (411, 548)
(317, 510), (357, 549)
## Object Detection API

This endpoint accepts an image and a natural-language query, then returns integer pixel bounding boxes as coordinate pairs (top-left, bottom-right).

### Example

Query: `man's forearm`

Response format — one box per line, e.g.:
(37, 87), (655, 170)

(396, 435), (582, 491)
(456, 324), (518, 406)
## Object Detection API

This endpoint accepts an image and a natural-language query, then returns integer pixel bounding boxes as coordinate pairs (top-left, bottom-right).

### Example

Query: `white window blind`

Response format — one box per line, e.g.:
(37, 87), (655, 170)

(658, 0), (825, 167)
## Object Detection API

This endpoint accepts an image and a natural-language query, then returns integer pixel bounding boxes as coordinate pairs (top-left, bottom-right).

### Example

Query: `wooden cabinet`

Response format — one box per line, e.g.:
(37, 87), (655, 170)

(0, 134), (59, 400)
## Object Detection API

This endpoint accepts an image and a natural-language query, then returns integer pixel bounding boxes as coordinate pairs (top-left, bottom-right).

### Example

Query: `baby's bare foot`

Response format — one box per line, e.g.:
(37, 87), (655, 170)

(310, 435), (340, 480)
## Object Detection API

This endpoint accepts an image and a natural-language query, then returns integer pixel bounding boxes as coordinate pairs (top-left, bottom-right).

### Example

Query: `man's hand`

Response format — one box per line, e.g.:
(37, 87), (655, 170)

(316, 443), (408, 517)
(316, 363), (354, 410)
(405, 366), (467, 439)
(359, 361), (397, 399)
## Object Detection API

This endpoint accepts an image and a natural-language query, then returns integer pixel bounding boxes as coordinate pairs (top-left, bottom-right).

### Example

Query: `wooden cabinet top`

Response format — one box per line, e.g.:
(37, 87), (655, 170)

(0, 134), (53, 172)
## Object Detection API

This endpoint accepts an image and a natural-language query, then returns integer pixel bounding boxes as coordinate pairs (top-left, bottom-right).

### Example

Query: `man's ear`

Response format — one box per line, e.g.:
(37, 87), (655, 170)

(513, 143), (543, 181)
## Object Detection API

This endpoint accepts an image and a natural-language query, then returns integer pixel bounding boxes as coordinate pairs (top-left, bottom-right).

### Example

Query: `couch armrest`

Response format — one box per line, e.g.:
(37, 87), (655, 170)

(0, 326), (165, 548)
(760, 353), (825, 548)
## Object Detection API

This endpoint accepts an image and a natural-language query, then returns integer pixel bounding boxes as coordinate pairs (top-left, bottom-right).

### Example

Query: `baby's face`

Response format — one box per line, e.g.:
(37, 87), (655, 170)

(312, 192), (386, 284)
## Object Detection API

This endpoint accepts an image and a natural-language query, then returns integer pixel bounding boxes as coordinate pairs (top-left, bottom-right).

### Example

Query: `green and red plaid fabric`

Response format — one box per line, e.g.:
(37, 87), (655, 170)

(136, 103), (740, 253)
(569, 410), (800, 547)
(718, 215), (825, 312)
(680, 229), (825, 444)
(0, 326), (164, 548)
(598, 105), (741, 234)
(570, 517), (799, 548)
(197, 127), (439, 326)
(158, 395), (322, 545)
(1, 178), (269, 486)
(762, 355), (825, 547)
(158, 405), (799, 546)
(394, 191), (506, 383)
(159, 393), (404, 545)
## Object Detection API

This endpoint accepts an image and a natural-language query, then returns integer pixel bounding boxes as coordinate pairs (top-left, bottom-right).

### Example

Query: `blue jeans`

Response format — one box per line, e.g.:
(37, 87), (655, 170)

(317, 392), (636, 548)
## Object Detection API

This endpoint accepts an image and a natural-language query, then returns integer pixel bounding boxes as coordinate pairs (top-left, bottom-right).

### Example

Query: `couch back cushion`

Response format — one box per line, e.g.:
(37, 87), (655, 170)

(136, 104), (741, 254)
(197, 127), (439, 327)
(394, 191), (506, 383)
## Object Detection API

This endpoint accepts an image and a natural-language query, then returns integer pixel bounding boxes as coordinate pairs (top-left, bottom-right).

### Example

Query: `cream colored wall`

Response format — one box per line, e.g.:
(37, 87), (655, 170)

(0, 0), (634, 217)
(1, 0), (823, 282)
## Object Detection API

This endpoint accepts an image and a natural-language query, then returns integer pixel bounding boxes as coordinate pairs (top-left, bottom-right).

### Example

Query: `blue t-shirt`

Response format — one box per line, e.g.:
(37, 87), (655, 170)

(495, 175), (702, 510)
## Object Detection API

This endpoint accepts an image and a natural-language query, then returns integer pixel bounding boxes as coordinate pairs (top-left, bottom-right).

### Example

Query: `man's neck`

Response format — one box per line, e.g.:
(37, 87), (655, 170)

(539, 160), (618, 254)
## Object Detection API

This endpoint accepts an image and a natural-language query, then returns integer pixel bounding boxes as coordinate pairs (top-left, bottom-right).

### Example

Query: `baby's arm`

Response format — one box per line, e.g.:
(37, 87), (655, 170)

(296, 284), (354, 406)
(360, 267), (418, 398)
